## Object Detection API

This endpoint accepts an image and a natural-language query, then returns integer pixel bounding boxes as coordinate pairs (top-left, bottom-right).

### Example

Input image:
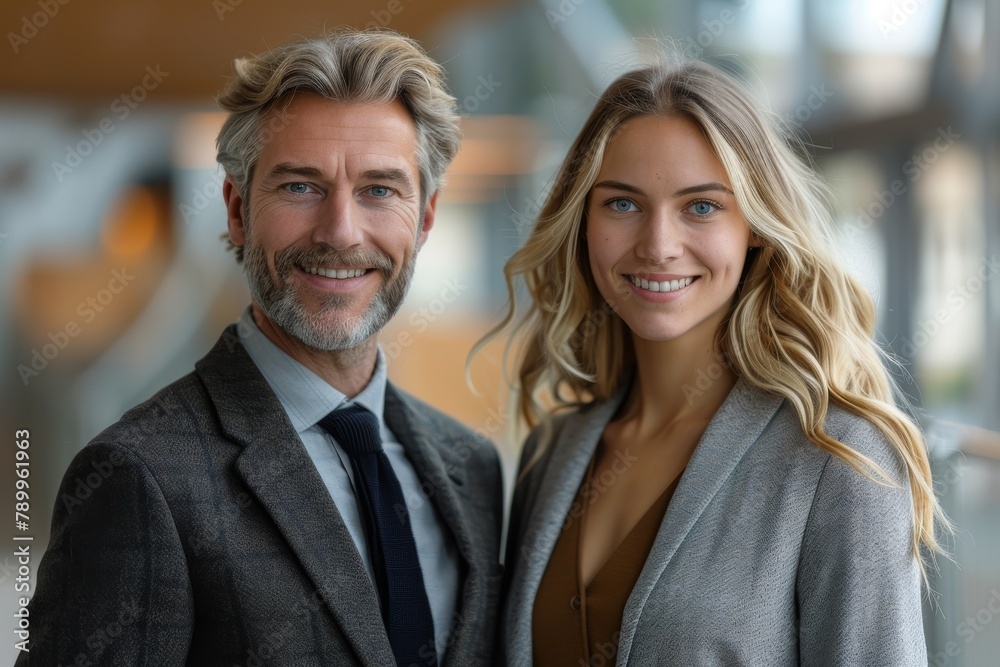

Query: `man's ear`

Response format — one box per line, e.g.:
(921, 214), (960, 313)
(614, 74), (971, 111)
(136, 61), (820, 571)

(223, 175), (247, 248)
(417, 189), (439, 250)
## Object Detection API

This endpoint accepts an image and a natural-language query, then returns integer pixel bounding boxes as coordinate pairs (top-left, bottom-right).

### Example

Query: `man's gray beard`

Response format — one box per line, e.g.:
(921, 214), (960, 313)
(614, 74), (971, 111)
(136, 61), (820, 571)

(242, 228), (416, 352)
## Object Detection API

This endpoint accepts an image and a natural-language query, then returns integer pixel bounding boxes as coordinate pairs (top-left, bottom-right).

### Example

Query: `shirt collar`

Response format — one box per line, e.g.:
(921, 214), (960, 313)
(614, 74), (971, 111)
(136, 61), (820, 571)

(237, 306), (389, 434)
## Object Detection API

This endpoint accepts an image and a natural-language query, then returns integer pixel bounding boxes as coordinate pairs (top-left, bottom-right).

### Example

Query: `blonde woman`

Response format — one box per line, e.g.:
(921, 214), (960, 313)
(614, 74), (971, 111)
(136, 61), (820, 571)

(490, 61), (943, 665)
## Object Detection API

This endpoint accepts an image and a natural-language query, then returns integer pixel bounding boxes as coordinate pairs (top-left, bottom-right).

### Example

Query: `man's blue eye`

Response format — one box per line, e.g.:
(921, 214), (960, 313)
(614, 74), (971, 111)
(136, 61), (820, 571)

(287, 183), (310, 194)
(369, 186), (390, 198)
(611, 199), (636, 212)
(690, 201), (716, 215)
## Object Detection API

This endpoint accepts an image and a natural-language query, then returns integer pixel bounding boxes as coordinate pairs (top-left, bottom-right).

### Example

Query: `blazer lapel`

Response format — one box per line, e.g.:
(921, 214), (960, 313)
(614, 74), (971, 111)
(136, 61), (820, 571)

(195, 327), (395, 666)
(504, 386), (630, 661)
(382, 384), (481, 667)
(615, 378), (783, 666)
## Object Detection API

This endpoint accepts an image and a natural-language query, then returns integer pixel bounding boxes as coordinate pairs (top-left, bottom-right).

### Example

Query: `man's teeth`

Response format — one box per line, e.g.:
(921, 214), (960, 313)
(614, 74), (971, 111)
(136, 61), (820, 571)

(629, 276), (694, 293)
(301, 266), (368, 279)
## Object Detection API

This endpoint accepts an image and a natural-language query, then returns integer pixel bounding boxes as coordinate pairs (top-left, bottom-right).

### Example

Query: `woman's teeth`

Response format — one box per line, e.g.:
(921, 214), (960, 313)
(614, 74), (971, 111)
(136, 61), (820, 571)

(629, 276), (694, 293)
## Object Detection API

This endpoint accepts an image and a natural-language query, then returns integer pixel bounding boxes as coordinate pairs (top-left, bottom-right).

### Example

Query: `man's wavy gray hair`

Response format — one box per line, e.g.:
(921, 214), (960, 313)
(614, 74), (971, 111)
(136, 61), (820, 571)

(215, 28), (462, 262)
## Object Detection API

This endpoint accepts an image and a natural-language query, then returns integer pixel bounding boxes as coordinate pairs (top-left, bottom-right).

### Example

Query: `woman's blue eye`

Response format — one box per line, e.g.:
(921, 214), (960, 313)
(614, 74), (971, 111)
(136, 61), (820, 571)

(690, 201), (716, 216)
(369, 185), (391, 198)
(611, 199), (636, 213)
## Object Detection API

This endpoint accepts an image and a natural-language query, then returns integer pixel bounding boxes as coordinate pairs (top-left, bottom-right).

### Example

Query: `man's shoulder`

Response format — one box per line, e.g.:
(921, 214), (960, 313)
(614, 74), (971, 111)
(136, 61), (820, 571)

(90, 369), (222, 456)
(388, 383), (464, 430)
(386, 383), (501, 468)
(88, 326), (258, 461)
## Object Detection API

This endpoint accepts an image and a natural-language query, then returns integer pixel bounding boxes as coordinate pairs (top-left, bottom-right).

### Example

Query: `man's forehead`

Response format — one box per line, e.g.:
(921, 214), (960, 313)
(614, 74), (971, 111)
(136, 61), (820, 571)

(257, 95), (419, 173)
(258, 144), (418, 181)
(268, 95), (415, 138)
(268, 140), (414, 163)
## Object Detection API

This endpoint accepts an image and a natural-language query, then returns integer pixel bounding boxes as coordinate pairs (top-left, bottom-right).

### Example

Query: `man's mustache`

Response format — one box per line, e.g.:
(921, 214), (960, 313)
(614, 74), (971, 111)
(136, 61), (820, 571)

(272, 245), (395, 280)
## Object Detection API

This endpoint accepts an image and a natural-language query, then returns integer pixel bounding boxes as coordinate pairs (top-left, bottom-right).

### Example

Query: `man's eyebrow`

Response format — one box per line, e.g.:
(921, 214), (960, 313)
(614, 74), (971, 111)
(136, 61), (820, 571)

(263, 163), (324, 180)
(362, 168), (415, 190)
(261, 164), (416, 191)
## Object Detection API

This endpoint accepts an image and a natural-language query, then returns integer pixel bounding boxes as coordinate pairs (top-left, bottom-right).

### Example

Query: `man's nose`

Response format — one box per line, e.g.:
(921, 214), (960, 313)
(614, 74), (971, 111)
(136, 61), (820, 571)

(311, 189), (365, 250)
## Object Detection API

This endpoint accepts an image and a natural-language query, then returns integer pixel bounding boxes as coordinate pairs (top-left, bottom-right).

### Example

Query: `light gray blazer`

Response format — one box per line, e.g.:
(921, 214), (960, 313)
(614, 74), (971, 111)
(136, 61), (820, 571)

(501, 378), (927, 666)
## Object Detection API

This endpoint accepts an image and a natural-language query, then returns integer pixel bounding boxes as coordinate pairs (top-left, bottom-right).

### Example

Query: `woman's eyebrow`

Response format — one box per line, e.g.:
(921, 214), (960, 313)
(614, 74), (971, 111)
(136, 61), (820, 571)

(592, 180), (646, 196)
(592, 180), (734, 198)
(672, 182), (734, 197)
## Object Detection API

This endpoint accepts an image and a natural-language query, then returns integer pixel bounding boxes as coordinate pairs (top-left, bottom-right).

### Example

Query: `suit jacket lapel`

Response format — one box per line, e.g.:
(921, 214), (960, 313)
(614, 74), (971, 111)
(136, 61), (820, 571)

(504, 386), (630, 660)
(382, 384), (480, 667)
(615, 378), (783, 665)
(195, 327), (395, 666)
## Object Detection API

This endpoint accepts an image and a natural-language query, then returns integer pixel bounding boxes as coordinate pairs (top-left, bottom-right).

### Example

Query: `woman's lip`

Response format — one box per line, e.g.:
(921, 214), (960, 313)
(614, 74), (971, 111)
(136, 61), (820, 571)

(627, 273), (697, 281)
(624, 274), (698, 299)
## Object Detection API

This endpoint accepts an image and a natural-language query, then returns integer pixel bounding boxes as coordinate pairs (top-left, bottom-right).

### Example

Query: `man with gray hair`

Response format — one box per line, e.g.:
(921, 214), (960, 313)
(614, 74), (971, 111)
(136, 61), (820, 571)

(21, 28), (503, 666)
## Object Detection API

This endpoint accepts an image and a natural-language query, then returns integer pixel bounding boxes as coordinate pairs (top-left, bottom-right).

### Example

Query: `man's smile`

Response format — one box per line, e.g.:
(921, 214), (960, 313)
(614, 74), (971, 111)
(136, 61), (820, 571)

(297, 264), (370, 279)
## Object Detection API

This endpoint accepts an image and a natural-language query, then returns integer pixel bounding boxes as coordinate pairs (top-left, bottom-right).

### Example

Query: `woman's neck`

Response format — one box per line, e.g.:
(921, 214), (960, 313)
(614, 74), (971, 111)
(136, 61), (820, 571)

(622, 333), (738, 435)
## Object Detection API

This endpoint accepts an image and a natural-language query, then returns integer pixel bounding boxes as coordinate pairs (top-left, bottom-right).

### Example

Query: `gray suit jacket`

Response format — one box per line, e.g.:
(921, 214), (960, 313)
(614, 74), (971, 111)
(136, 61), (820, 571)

(501, 378), (926, 666)
(19, 325), (504, 666)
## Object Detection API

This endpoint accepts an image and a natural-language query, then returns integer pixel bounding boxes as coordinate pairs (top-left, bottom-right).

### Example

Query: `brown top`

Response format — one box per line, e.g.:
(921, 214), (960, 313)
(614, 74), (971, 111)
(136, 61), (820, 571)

(532, 455), (679, 666)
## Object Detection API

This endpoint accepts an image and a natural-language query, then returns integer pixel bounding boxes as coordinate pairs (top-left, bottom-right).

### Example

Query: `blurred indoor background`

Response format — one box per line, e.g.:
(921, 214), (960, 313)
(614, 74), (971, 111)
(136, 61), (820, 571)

(1, 0), (998, 663)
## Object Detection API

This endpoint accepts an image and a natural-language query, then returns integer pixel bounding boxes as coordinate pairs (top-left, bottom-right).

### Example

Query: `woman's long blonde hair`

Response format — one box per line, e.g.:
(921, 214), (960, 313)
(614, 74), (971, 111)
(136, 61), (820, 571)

(476, 60), (946, 571)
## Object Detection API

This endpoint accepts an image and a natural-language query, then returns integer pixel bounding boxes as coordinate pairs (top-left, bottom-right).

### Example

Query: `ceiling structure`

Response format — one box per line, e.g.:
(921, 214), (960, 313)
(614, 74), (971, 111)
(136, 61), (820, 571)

(0, 0), (507, 101)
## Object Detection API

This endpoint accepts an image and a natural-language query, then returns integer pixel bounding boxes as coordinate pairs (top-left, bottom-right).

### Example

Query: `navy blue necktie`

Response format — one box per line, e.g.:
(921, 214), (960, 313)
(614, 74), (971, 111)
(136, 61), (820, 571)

(318, 404), (437, 667)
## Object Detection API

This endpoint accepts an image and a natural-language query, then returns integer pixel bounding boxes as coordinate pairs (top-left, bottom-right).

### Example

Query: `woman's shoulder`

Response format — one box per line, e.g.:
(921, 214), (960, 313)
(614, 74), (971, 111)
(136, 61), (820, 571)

(753, 396), (913, 510)
(738, 383), (911, 492)
(821, 401), (909, 479)
(516, 395), (618, 477)
(521, 400), (602, 457)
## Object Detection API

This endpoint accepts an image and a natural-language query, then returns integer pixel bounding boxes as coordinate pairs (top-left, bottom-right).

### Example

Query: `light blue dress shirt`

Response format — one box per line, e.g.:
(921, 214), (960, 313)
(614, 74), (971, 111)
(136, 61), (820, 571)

(236, 307), (459, 662)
